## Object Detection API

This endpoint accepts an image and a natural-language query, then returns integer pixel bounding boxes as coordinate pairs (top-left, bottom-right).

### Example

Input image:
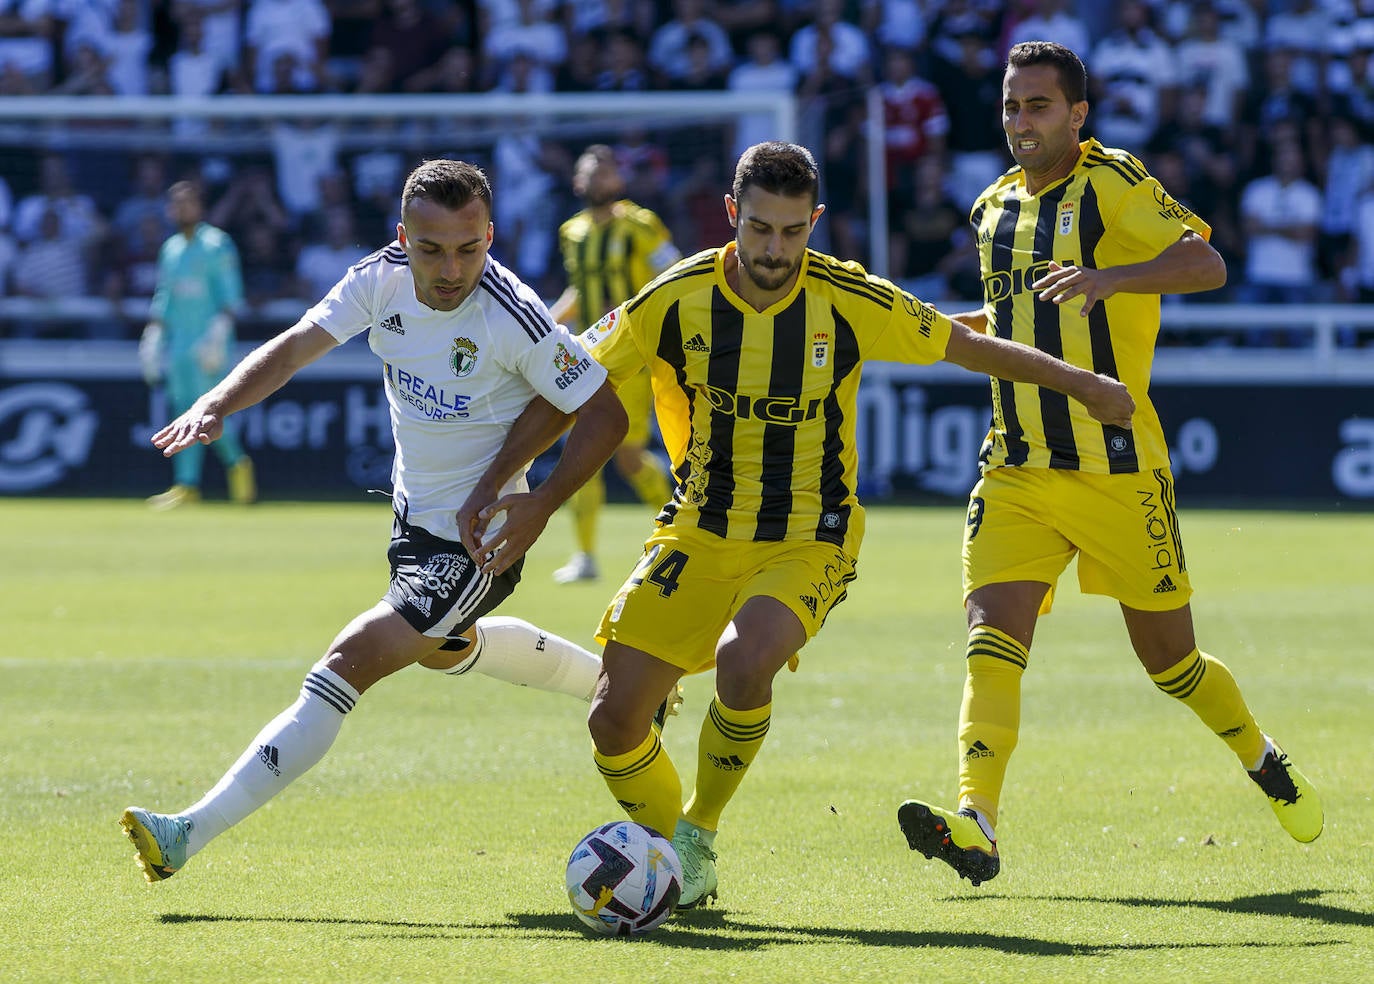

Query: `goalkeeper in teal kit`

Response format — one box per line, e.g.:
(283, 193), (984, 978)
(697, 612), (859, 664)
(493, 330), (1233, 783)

(140, 181), (256, 509)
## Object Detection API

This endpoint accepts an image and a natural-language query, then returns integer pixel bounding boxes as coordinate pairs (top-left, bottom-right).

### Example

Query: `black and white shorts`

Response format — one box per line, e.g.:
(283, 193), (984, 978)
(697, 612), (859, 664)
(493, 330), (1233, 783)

(383, 511), (522, 648)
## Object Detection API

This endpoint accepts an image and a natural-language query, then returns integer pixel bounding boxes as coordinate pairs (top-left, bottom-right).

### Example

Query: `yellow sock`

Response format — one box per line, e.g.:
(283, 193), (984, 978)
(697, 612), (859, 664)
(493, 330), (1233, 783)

(622, 448), (671, 507)
(956, 626), (1027, 829)
(594, 729), (682, 839)
(1149, 648), (1266, 767)
(569, 471), (605, 555)
(683, 696), (771, 831)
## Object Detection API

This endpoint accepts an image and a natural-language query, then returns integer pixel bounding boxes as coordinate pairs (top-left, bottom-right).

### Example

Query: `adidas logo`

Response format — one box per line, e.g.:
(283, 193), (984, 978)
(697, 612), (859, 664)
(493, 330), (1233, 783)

(257, 743), (282, 776)
(1153, 574), (1177, 594)
(683, 332), (709, 352)
(411, 594), (433, 616)
(616, 799), (646, 813)
(799, 594), (818, 616)
(707, 753), (748, 771)
(964, 740), (995, 760)
(379, 313), (405, 335)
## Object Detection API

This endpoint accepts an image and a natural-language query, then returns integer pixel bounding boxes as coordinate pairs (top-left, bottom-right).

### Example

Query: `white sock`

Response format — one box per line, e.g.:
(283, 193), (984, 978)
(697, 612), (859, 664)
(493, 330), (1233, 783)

(179, 664), (359, 858)
(439, 616), (600, 701)
(1248, 735), (1276, 773)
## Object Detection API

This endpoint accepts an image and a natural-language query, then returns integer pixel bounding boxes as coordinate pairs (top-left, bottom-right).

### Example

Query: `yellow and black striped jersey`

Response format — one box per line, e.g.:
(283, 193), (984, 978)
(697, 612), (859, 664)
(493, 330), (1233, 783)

(972, 138), (1210, 474)
(583, 243), (953, 546)
(559, 199), (680, 331)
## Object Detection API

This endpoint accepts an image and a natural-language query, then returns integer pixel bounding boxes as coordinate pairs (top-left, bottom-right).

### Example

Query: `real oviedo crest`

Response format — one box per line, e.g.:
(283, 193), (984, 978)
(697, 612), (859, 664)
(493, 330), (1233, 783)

(450, 337), (478, 378)
(812, 331), (829, 368)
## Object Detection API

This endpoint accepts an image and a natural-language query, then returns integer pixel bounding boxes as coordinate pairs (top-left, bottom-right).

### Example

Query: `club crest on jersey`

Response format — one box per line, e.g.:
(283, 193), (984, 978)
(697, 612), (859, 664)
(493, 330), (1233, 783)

(450, 337), (478, 378)
(554, 342), (580, 373)
(812, 331), (829, 368)
(1057, 201), (1075, 236)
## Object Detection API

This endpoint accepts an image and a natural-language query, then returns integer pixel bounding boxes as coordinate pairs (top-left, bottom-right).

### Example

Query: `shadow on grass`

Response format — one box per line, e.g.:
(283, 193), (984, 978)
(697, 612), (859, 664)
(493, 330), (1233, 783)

(949, 889), (1374, 927)
(158, 907), (1350, 954)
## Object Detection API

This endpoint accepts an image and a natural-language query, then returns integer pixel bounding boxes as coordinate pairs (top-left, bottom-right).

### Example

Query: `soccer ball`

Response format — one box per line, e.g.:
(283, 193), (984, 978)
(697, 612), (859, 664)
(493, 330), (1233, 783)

(566, 821), (682, 936)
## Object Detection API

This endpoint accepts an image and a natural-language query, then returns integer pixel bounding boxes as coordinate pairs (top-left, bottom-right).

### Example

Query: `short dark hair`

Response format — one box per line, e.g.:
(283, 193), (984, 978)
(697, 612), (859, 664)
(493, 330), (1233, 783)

(732, 141), (820, 206)
(401, 159), (492, 217)
(1007, 40), (1088, 105)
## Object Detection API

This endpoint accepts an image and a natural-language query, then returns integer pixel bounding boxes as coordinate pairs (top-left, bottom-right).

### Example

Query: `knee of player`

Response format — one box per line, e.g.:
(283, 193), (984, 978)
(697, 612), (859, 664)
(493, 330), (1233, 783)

(587, 694), (650, 752)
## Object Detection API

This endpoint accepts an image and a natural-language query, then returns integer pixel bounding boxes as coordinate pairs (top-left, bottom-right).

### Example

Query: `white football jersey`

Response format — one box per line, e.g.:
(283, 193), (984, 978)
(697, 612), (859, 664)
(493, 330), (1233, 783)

(304, 243), (607, 542)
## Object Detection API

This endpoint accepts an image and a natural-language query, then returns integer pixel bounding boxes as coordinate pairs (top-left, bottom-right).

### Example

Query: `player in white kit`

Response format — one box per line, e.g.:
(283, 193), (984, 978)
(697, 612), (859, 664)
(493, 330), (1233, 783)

(119, 159), (629, 883)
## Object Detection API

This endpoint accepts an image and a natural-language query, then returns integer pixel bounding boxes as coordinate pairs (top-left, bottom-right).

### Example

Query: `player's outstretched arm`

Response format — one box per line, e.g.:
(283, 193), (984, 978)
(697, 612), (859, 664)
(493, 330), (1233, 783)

(943, 319), (1136, 429)
(471, 380), (628, 575)
(151, 321), (338, 457)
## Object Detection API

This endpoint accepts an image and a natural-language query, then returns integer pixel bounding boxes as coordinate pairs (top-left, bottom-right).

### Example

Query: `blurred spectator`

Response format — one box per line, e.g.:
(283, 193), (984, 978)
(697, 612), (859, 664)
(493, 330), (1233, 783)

(863, 0), (928, 52)
(356, 0), (452, 93)
(1239, 141), (1322, 312)
(244, 0), (330, 94)
(648, 0), (734, 86)
(403, 44), (478, 93)
(1317, 115), (1374, 284)
(1089, 0), (1175, 151)
(168, 15), (230, 99)
(612, 129), (671, 214)
(269, 118), (341, 219)
(102, 0), (155, 95)
(1004, 0), (1090, 59)
(0, 0), (56, 92)
(728, 31), (799, 158)
(50, 37), (113, 95)
(486, 0), (566, 89)
(790, 0), (873, 83)
(492, 132), (562, 290)
(668, 32), (729, 90)
(1213, 0), (1263, 52)
(13, 155), (105, 250)
(1346, 174), (1374, 336)
(596, 28), (649, 91)
(931, 25), (1006, 208)
(560, 0), (651, 40)
(665, 153), (734, 254)
(879, 47), (948, 191)
(173, 0), (245, 78)
(1239, 48), (1321, 181)
(237, 221), (298, 310)
(113, 210), (169, 300)
(0, 226), (15, 296)
(1148, 85), (1241, 264)
(1327, 38), (1374, 128)
(1264, 0), (1332, 96)
(294, 205), (367, 299)
(556, 30), (600, 91)
(324, 0), (382, 89)
(12, 208), (89, 305)
(208, 163), (291, 244)
(927, 0), (1000, 65)
(891, 155), (967, 301)
(114, 156), (174, 246)
(1173, 5), (1248, 132)
(710, 0), (776, 52)
(492, 49), (554, 93)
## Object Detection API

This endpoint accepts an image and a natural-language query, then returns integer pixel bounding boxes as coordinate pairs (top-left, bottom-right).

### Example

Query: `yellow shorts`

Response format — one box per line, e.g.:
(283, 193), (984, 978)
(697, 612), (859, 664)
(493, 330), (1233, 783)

(617, 367), (655, 448)
(596, 523), (859, 674)
(962, 465), (1192, 613)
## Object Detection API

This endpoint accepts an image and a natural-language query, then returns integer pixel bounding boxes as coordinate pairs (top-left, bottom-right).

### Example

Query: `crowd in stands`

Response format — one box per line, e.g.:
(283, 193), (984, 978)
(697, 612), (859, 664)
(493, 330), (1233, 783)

(2, 0), (1374, 347)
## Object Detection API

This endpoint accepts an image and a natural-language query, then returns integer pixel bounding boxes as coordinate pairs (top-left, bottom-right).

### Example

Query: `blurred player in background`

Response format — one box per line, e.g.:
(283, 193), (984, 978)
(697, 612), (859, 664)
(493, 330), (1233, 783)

(546, 144), (680, 583)
(896, 42), (1322, 890)
(562, 141), (1134, 909)
(119, 159), (629, 885)
(140, 181), (255, 510)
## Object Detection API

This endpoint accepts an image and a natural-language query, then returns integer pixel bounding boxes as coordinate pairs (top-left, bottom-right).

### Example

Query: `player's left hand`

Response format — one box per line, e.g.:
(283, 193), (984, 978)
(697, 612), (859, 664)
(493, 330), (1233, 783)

(1032, 262), (1116, 316)
(469, 490), (556, 576)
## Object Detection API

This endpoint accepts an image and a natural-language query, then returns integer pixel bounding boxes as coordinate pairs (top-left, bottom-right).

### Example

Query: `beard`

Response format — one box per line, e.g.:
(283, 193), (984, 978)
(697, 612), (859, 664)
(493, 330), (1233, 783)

(739, 247), (799, 292)
(581, 186), (619, 208)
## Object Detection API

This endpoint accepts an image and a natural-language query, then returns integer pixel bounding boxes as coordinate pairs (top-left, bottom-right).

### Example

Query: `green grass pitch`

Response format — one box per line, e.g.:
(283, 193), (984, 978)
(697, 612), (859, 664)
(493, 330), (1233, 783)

(2, 498), (1371, 983)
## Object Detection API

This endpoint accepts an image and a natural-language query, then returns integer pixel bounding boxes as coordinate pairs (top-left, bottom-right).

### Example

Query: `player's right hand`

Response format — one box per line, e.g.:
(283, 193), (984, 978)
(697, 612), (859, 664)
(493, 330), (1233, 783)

(151, 405), (224, 456)
(1081, 373), (1135, 429)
